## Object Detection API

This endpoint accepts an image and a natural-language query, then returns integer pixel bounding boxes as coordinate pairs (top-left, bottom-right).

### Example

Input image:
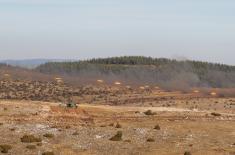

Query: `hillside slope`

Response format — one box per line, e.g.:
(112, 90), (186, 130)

(0, 63), (53, 81)
(36, 56), (235, 89)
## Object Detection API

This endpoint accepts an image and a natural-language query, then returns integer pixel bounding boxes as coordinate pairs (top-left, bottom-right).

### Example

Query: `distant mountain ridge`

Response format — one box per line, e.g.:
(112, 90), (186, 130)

(0, 59), (75, 68)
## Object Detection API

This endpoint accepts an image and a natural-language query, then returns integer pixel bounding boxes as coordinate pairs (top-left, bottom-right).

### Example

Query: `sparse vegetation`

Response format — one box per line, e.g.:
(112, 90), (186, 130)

(144, 110), (156, 116)
(66, 102), (77, 108)
(154, 125), (161, 130)
(184, 151), (192, 155)
(65, 125), (71, 129)
(115, 123), (122, 128)
(43, 133), (54, 138)
(37, 143), (42, 146)
(146, 138), (155, 142)
(211, 112), (221, 117)
(109, 123), (114, 126)
(124, 139), (131, 143)
(109, 131), (123, 141)
(9, 128), (16, 131)
(26, 145), (36, 150)
(42, 151), (54, 155)
(0, 144), (12, 153)
(72, 131), (79, 136)
(0, 75), (234, 154)
(21, 135), (42, 143)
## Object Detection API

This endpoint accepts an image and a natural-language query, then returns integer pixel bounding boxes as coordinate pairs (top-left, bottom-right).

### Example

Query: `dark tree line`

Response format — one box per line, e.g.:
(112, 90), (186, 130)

(35, 56), (235, 88)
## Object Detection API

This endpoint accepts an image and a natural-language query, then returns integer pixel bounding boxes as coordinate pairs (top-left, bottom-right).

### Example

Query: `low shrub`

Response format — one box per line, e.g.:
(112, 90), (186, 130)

(144, 110), (156, 116)
(37, 143), (42, 146)
(115, 123), (122, 128)
(109, 131), (123, 141)
(154, 125), (161, 130)
(43, 133), (54, 138)
(0, 144), (12, 153)
(146, 138), (155, 142)
(211, 112), (221, 117)
(184, 151), (192, 155)
(21, 135), (42, 143)
(42, 151), (54, 155)
(26, 145), (36, 150)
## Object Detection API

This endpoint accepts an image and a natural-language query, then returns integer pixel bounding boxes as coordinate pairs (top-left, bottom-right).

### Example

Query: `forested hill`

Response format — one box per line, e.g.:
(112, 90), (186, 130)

(36, 56), (235, 88)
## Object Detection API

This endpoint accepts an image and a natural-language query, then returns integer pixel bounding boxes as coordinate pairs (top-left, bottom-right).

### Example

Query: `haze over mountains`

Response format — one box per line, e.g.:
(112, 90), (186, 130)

(1, 56), (235, 90)
(0, 59), (75, 68)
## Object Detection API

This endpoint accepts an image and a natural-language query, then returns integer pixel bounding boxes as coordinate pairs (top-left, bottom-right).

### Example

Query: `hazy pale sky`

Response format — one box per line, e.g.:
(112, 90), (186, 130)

(0, 0), (235, 64)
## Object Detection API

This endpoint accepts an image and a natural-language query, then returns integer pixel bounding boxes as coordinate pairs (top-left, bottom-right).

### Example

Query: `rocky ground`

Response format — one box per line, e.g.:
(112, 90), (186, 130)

(0, 80), (234, 155)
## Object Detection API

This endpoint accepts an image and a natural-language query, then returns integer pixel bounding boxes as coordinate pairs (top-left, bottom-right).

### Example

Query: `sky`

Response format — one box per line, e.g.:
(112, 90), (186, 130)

(0, 0), (235, 65)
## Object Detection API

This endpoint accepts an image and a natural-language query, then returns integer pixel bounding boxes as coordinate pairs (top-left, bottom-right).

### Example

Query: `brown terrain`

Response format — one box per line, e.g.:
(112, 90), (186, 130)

(0, 79), (234, 155)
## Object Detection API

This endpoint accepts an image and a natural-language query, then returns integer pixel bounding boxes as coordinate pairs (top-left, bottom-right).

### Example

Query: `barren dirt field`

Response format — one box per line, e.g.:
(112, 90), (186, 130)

(0, 81), (235, 155)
